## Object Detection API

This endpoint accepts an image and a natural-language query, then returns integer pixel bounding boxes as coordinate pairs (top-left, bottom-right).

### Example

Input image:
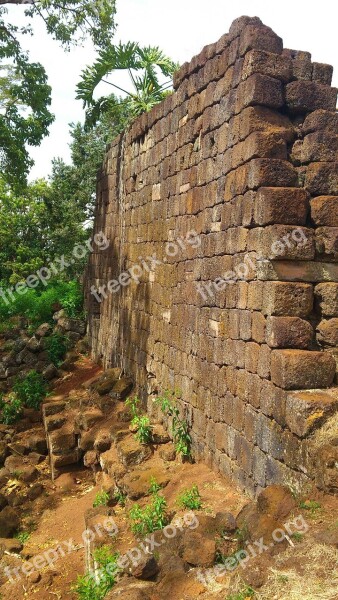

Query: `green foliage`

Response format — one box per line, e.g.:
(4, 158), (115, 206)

(77, 41), (178, 129)
(74, 545), (119, 600)
(148, 477), (161, 495)
(13, 370), (48, 410)
(154, 391), (192, 458)
(0, 393), (23, 424)
(129, 491), (168, 536)
(291, 532), (303, 542)
(0, 281), (83, 331)
(126, 396), (152, 445)
(299, 500), (322, 514)
(45, 332), (70, 367)
(226, 586), (255, 600)
(93, 490), (110, 508)
(114, 490), (127, 507)
(133, 415), (152, 445)
(0, 0), (116, 186)
(14, 530), (31, 544)
(177, 485), (202, 510)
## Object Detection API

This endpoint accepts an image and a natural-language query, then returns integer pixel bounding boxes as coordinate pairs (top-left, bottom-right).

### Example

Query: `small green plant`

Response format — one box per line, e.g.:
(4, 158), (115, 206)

(291, 531), (303, 542)
(177, 484), (202, 510)
(154, 391), (191, 458)
(93, 490), (110, 508)
(45, 332), (70, 366)
(126, 396), (152, 444)
(299, 499), (322, 515)
(148, 477), (161, 494)
(0, 393), (23, 424)
(12, 469), (23, 479)
(226, 585), (255, 600)
(13, 370), (48, 410)
(235, 524), (249, 548)
(74, 545), (119, 600)
(114, 490), (127, 507)
(15, 530), (31, 544)
(129, 492), (168, 536)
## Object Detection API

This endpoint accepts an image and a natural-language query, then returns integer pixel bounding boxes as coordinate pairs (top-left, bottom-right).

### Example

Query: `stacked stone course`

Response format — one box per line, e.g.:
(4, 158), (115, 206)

(87, 16), (338, 495)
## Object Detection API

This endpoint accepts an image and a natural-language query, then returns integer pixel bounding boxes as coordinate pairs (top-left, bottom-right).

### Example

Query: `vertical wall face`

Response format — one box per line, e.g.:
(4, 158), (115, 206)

(87, 16), (338, 495)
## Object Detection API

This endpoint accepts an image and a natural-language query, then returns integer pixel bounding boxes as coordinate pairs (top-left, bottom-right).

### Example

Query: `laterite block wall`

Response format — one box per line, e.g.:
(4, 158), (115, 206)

(87, 16), (338, 495)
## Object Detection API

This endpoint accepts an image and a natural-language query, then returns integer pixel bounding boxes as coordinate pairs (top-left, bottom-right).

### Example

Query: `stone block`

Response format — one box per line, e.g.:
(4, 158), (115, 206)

(316, 318), (338, 346)
(254, 187), (309, 226)
(285, 81), (337, 113)
(285, 389), (338, 437)
(310, 196), (338, 227)
(315, 283), (338, 316)
(262, 282), (313, 317)
(315, 227), (338, 259)
(266, 316), (313, 348)
(239, 24), (283, 56)
(305, 162), (338, 196)
(237, 74), (283, 111)
(271, 349), (336, 389)
(242, 50), (292, 82)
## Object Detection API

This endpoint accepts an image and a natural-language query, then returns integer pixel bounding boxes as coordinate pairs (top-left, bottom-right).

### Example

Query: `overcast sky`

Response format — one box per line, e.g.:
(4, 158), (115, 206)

(8, 0), (338, 180)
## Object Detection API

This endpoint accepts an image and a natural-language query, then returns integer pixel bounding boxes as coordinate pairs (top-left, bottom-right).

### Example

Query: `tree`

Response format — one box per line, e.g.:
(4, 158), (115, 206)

(77, 41), (179, 128)
(0, 0), (117, 186)
(0, 174), (87, 284)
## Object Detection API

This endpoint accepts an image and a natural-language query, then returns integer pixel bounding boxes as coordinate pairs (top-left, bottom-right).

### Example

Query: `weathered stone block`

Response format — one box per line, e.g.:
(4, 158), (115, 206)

(237, 74), (284, 111)
(242, 50), (292, 82)
(315, 283), (338, 316)
(285, 389), (338, 437)
(262, 282), (313, 317)
(310, 196), (338, 227)
(312, 62), (333, 85)
(271, 349), (336, 389)
(239, 24), (283, 56)
(285, 81), (337, 114)
(305, 162), (338, 196)
(301, 132), (338, 163)
(254, 187), (309, 226)
(248, 159), (298, 189)
(303, 109), (338, 135)
(317, 318), (338, 346)
(315, 227), (338, 259)
(266, 316), (313, 348)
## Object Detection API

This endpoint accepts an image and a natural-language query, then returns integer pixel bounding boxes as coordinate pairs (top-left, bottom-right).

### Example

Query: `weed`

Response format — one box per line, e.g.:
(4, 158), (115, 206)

(0, 393), (23, 424)
(93, 490), (110, 508)
(15, 530), (31, 544)
(235, 524), (249, 547)
(299, 500), (322, 515)
(114, 490), (127, 507)
(74, 545), (119, 600)
(129, 492), (168, 536)
(291, 532), (303, 542)
(154, 391), (191, 458)
(133, 415), (152, 444)
(13, 370), (48, 410)
(177, 484), (202, 510)
(226, 585), (255, 599)
(45, 332), (70, 367)
(148, 477), (161, 495)
(126, 397), (152, 444)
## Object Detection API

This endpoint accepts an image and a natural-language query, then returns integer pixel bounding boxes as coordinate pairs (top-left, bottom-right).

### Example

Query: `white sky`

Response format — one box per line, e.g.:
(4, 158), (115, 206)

(7, 0), (338, 180)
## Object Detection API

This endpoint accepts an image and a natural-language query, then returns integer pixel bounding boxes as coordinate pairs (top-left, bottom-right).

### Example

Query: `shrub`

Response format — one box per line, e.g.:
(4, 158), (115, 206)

(93, 490), (110, 508)
(129, 491), (168, 536)
(74, 545), (119, 600)
(177, 485), (202, 510)
(15, 531), (31, 544)
(0, 393), (23, 424)
(154, 391), (191, 458)
(126, 396), (152, 444)
(226, 586), (255, 600)
(114, 490), (127, 507)
(13, 370), (48, 410)
(45, 332), (70, 366)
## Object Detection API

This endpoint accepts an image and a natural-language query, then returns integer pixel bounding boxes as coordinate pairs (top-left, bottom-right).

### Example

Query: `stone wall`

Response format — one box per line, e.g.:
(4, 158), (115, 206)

(86, 16), (338, 495)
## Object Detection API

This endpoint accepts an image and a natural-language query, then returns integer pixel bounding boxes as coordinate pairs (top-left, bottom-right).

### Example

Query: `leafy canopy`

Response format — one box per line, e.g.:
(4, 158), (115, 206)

(0, 0), (117, 186)
(77, 41), (179, 128)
